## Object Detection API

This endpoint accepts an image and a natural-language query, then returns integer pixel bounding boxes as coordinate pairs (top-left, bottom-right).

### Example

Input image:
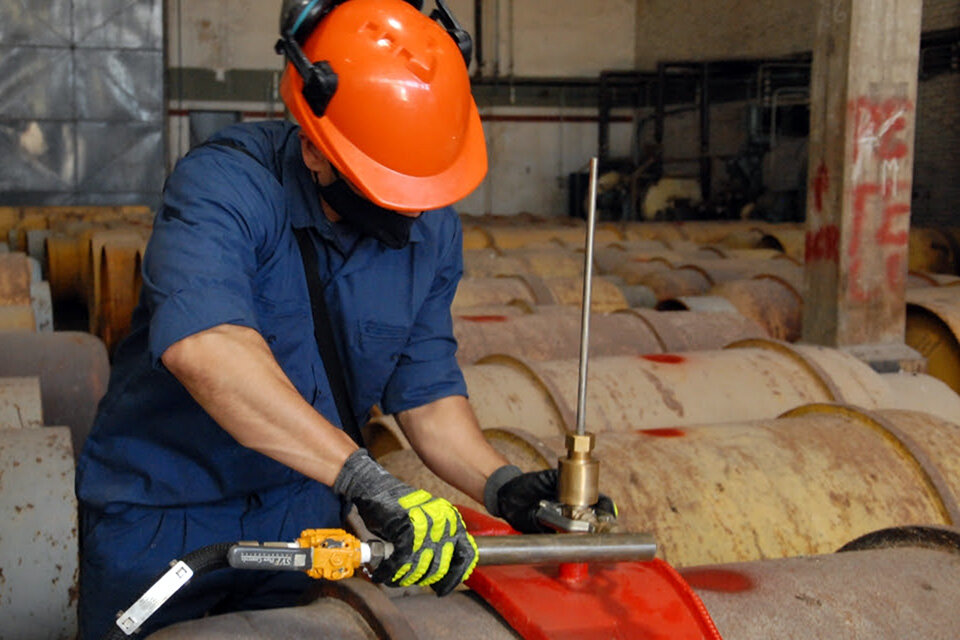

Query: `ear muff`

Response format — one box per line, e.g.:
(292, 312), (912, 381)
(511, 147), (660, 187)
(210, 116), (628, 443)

(430, 0), (472, 68)
(276, 0), (474, 118)
(275, 0), (340, 117)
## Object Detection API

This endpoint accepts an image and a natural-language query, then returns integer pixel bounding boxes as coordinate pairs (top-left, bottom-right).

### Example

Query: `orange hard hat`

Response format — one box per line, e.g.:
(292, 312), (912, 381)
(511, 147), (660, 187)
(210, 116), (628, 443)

(280, 0), (487, 212)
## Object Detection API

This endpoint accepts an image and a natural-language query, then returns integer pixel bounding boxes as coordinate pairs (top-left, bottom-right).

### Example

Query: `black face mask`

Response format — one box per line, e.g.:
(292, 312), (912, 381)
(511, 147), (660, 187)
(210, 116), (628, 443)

(315, 178), (415, 250)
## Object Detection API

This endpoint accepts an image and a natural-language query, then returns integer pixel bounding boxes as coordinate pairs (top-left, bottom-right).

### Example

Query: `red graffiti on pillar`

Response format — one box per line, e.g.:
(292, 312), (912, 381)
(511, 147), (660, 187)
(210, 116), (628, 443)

(850, 97), (913, 167)
(877, 203), (911, 246)
(805, 225), (839, 263)
(812, 162), (830, 213)
(845, 96), (913, 301)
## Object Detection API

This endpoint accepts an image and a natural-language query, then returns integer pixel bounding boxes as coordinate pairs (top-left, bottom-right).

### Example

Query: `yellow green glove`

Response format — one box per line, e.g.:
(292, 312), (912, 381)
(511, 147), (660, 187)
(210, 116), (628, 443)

(334, 449), (478, 595)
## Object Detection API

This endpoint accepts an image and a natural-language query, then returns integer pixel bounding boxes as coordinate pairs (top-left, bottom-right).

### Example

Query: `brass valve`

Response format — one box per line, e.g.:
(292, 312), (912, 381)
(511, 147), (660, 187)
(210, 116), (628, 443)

(558, 432), (600, 514)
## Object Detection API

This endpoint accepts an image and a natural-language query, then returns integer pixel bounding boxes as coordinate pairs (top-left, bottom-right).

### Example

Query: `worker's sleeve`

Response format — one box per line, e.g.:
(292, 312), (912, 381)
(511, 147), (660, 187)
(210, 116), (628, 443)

(141, 151), (279, 367)
(380, 214), (468, 413)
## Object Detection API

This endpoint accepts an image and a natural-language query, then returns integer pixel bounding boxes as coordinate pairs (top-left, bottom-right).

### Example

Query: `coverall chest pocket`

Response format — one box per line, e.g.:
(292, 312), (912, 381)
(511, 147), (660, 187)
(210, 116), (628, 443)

(353, 320), (410, 409)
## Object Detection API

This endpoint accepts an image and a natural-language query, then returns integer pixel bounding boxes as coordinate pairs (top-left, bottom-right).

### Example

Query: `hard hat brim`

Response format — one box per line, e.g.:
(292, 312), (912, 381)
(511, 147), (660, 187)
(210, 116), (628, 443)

(283, 67), (488, 213)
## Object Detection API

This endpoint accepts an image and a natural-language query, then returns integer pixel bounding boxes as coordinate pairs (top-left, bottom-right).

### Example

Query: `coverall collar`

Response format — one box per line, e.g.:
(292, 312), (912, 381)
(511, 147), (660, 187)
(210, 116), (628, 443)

(284, 137), (424, 244)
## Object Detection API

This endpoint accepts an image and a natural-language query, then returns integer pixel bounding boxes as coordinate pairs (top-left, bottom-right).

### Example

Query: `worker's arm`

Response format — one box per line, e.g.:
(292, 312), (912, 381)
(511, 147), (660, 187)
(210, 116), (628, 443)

(396, 395), (510, 503)
(161, 323), (357, 486)
(164, 323), (477, 594)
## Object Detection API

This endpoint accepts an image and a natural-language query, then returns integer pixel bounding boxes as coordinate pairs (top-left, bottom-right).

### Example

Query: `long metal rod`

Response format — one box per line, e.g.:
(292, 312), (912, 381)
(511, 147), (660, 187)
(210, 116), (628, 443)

(475, 533), (657, 565)
(575, 157), (599, 436)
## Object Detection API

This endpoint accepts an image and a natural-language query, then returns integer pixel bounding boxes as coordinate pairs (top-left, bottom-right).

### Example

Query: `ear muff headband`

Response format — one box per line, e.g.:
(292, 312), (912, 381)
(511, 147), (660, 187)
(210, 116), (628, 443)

(289, 0), (325, 38)
(276, 0), (473, 118)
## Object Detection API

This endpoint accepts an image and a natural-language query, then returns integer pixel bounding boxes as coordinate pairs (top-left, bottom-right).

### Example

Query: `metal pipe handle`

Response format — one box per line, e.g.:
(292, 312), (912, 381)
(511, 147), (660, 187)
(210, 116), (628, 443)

(576, 157), (600, 435)
(476, 532), (657, 565)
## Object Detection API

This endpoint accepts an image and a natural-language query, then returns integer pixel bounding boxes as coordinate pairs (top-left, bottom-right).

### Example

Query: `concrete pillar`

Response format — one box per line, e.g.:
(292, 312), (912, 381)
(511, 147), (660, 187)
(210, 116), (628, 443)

(802, 0), (924, 371)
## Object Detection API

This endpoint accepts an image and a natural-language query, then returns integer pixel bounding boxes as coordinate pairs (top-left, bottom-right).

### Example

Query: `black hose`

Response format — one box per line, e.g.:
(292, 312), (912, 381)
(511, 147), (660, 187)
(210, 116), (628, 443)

(101, 541), (236, 640)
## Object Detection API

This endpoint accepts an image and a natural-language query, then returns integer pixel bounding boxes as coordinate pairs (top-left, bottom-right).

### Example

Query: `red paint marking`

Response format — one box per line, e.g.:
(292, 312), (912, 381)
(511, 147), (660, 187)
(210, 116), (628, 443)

(680, 568), (754, 593)
(877, 203), (911, 247)
(813, 162), (829, 212)
(642, 354), (686, 364)
(640, 428), (686, 438)
(843, 96), (914, 301)
(805, 225), (839, 263)
(849, 183), (880, 257)
(850, 96), (914, 164)
(458, 315), (510, 323)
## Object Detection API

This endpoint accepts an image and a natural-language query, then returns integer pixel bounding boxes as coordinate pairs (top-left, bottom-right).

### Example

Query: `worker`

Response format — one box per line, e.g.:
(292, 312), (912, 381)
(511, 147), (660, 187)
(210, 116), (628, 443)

(74, 1), (614, 638)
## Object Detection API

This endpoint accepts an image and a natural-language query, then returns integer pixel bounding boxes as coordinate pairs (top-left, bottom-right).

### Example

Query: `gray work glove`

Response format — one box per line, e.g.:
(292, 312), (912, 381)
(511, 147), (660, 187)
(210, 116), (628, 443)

(483, 465), (618, 533)
(334, 449), (478, 595)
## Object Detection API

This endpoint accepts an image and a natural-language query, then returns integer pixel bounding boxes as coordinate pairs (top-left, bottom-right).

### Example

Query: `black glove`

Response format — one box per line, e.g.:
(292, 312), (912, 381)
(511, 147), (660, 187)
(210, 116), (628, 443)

(484, 466), (618, 533)
(334, 449), (478, 595)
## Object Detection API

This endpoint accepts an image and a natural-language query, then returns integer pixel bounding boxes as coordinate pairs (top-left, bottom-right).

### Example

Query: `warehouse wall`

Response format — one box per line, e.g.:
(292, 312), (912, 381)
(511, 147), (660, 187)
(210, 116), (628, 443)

(163, 0), (958, 221)
(635, 0), (959, 65)
(914, 74), (960, 227)
(164, 0), (637, 216)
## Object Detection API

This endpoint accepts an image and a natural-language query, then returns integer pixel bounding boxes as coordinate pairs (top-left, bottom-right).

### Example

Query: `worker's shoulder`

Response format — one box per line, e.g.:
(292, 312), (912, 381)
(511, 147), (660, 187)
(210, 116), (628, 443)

(414, 205), (463, 246)
(180, 120), (297, 180)
(418, 206), (462, 235)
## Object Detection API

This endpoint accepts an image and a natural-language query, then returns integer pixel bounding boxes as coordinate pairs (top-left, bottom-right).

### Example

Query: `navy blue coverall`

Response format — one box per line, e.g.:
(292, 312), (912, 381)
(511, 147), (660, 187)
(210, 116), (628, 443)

(75, 121), (467, 639)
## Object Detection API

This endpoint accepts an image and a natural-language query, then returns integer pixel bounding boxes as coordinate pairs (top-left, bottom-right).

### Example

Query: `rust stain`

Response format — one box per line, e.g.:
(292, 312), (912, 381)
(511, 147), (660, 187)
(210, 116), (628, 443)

(641, 354), (686, 364)
(680, 568), (754, 593)
(795, 593), (823, 607)
(639, 428), (686, 438)
(639, 368), (685, 417)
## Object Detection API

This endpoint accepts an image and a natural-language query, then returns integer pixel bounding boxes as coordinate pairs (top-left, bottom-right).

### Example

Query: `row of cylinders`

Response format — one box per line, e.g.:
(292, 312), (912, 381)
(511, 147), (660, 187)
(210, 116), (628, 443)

(6, 209), (960, 637)
(0, 205), (153, 352)
(364, 218), (960, 637)
(0, 331), (111, 640)
(6, 206), (959, 363)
